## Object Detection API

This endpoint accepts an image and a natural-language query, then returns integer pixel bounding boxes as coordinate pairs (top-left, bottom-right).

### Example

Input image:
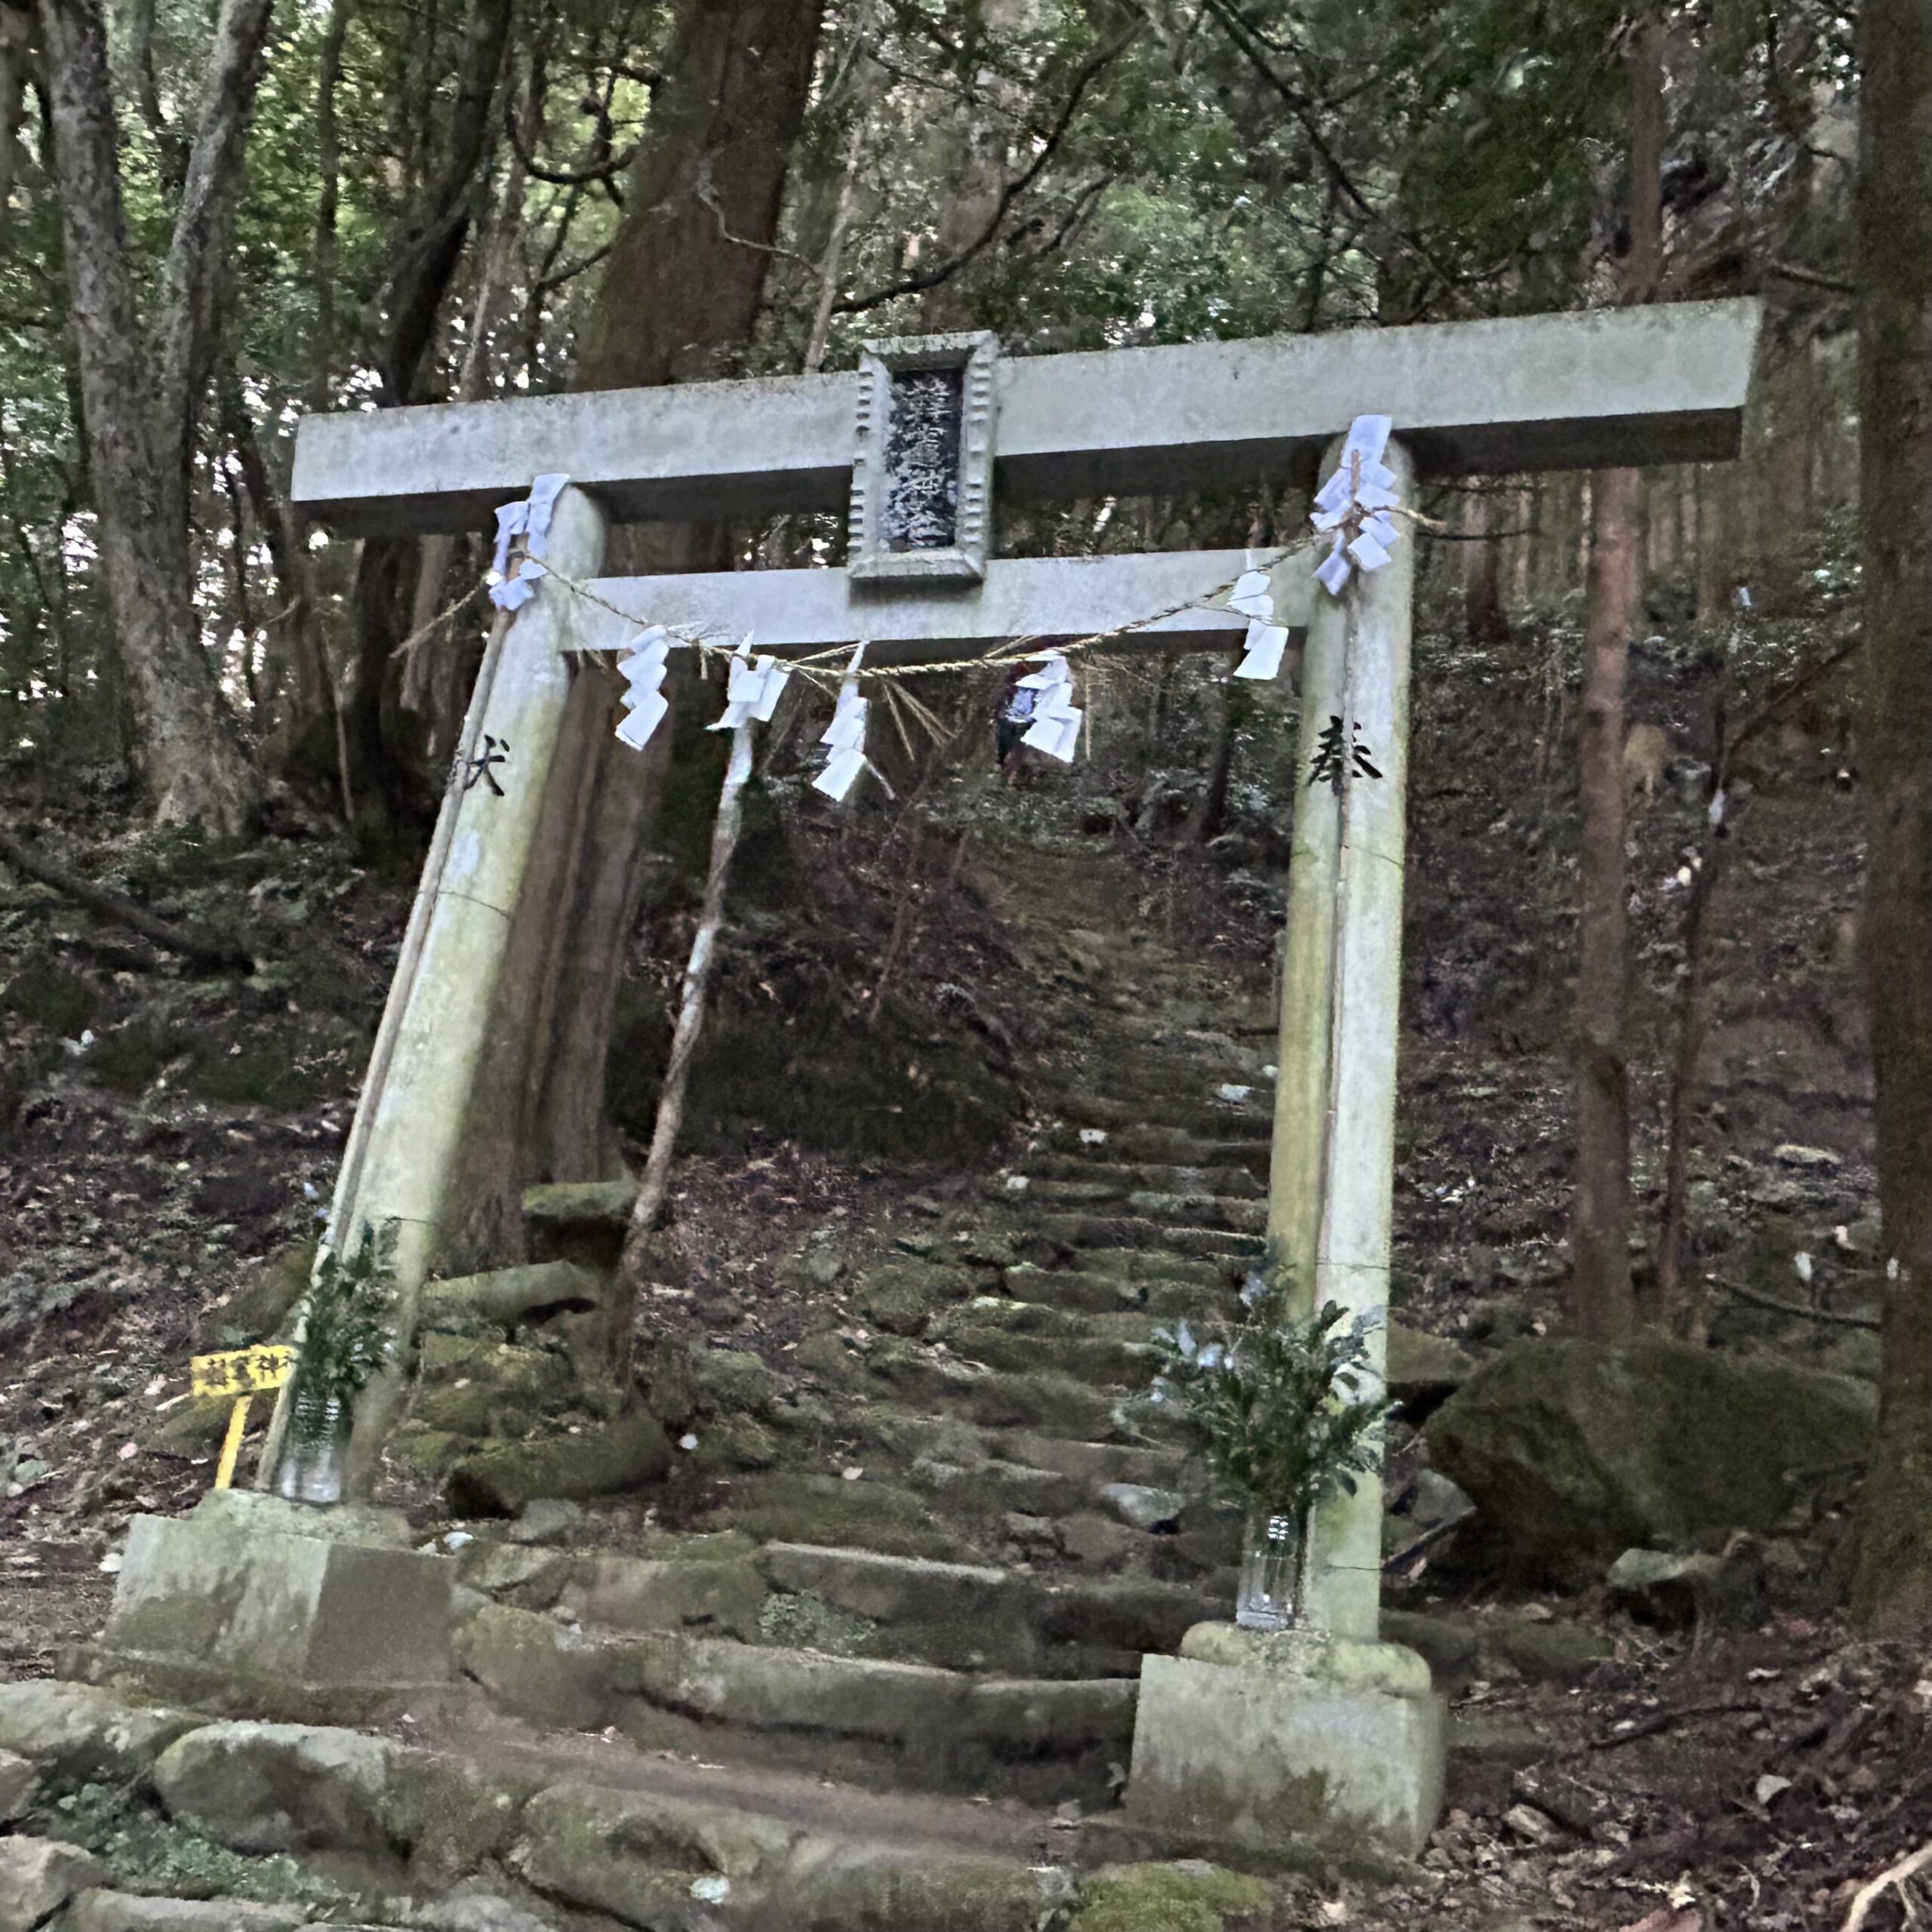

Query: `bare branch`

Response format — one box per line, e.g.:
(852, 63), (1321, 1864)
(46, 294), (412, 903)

(835, 24), (1143, 315)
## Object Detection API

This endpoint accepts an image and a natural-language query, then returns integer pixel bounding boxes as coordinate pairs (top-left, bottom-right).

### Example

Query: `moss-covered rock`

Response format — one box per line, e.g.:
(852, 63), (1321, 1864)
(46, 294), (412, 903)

(855, 1262), (977, 1337)
(0, 1683), (203, 1786)
(1426, 1336), (1878, 1583)
(688, 1346), (787, 1418)
(445, 1413), (672, 1518)
(1070, 1863), (1273, 1932)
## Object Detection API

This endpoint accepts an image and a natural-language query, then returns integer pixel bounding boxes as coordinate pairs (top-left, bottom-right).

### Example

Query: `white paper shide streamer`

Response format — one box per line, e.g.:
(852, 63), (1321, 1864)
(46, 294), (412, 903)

(488, 472), (571, 611)
(616, 626), (672, 750)
(1017, 652), (1082, 762)
(1229, 558), (1290, 682)
(709, 633), (791, 732)
(813, 644), (871, 801)
(1312, 413), (1401, 598)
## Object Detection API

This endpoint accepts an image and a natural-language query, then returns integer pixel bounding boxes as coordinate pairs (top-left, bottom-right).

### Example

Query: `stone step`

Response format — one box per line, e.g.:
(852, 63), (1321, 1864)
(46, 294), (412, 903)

(1027, 1214), (1264, 1260)
(1123, 1191), (1268, 1234)
(1040, 1122), (1272, 1173)
(1061, 1247), (1238, 1287)
(419, 1259), (610, 1334)
(1057, 1091), (1272, 1138)
(521, 1177), (635, 1268)
(1014, 1156), (1266, 1199)
(457, 1606), (1138, 1807)
(935, 1305), (1161, 1386)
(754, 1543), (1214, 1677)
(45, 1681), (1201, 1930)
(999, 1263), (1229, 1318)
(862, 1349), (1183, 1444)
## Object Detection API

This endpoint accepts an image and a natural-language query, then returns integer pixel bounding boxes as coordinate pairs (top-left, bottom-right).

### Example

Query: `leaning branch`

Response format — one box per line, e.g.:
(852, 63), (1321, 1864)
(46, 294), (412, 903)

(0, 817), (257, 971)
(611, 724), (756, 1376)
(1712, 1275), (1879, 1331)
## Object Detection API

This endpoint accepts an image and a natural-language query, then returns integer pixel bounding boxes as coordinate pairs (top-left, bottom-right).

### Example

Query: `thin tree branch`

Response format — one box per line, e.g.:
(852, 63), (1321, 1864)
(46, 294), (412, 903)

(1765, 257), (1856, 297)
(835, 23), (1143, 314)
(1712, 1275), (1879, 1331)
(0, 817), (257, 971)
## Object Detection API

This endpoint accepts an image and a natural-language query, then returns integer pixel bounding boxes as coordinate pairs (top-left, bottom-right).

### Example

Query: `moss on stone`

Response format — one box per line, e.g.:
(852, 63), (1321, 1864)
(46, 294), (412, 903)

(757, 1589), (878, 1657)
(445, 1413), (672, 1517)
(1070, 1863), (1273, 1932)
(715, 1473), (964, 1561)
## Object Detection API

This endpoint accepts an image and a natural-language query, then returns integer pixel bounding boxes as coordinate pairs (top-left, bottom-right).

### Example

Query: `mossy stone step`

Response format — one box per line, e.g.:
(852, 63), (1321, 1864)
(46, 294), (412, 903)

(463, 1609), (1138, 1805)
(420, 1259), (609, 1334)
(1121, 1191), (1268, 1235)
(1057, 1091), (1272, 1137)
(521, 1178), (637, 1268)
(1069, 1248), (1238, 1287)
(1041, 1122), (1272, 1171)
(999, 1263), (1227, 1318)
(1028, 1214), (1264, 1260)
(1017, 1155), (1266, 1198)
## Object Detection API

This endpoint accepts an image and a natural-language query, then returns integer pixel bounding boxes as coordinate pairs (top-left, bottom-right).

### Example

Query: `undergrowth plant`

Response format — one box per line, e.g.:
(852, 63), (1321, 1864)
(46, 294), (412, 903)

(1150, 1253), (1394, 1539)
(290, 1219), (397, 1439)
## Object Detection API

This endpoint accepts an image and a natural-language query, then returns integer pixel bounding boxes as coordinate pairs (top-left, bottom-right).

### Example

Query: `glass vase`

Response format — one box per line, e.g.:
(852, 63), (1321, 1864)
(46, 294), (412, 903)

(1234, 1508), (1304, 1631)
(275, 1388), (348, 1507)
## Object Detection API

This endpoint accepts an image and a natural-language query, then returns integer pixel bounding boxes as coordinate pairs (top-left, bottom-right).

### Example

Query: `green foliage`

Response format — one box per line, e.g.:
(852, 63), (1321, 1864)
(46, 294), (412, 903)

(45, 1780), (343, 1907)
(1151, 1258), (1393, 1525)
(293, 1218), (398, 1423)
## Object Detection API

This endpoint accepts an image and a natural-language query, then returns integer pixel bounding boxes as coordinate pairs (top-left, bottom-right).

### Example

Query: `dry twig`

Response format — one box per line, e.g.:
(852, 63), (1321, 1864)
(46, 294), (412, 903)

(1841, 1840), (1932, 1932)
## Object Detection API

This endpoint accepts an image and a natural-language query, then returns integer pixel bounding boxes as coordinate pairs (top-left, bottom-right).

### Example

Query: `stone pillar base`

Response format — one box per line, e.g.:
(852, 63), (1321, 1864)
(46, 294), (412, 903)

(1126, 1623), (1445, 1866)
(82, 1491), (453, 1724)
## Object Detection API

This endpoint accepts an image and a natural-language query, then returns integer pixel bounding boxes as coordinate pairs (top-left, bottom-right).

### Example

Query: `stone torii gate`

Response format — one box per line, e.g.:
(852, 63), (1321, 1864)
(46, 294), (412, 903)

(281, 298), (1757, 1856)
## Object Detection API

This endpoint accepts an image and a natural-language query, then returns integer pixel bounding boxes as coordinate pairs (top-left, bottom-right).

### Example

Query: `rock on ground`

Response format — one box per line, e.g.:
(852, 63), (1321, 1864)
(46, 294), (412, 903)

(0, 1837), (106, 1932)
(1424, 1336), (1875, 1583)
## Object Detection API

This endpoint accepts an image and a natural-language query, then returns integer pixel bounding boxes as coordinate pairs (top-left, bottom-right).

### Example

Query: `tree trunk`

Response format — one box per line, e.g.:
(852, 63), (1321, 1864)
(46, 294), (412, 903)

(1462, 486), (1511, 645)
(340, 0), (514, 844)
(439, 0), (825, 1272)
(1849, 0), (1932, 1634)
(1567, 10), (1661, 1342)
(35, 0), (268, 833)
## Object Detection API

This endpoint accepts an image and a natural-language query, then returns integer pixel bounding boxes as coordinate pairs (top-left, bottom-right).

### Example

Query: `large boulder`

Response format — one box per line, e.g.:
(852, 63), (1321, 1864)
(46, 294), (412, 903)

(1426, 1337), (1876, 1583)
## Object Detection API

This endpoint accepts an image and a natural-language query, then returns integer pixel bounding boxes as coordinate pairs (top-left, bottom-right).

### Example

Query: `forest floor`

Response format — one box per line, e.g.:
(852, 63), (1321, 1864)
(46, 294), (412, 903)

(0, 585), (1915, 1929)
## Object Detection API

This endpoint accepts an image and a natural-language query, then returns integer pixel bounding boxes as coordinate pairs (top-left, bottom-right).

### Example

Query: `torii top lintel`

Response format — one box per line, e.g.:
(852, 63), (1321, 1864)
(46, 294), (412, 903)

(292, 299), (1761, 540)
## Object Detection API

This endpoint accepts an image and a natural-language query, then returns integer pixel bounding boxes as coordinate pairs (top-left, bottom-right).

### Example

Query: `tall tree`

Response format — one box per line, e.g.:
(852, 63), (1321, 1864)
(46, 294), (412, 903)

(438, 0), (826, 1272)
(1849, 0), (1932, 1634)
(1567, 11), (1662, 1342)
(36, 0), (272, 832)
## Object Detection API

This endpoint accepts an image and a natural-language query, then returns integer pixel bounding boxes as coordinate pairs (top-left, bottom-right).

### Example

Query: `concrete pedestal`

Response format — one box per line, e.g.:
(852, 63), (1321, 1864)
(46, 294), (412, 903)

(1126, 1623), (1445, 1866)
(83, 1491), (453, 1722)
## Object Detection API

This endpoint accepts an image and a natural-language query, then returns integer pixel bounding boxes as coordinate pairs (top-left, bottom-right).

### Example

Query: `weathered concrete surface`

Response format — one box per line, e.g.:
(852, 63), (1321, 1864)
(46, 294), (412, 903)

(329, 484), (608, 1493)
(93, 1491), (451, 1715)
(1267, 435), (1417, 1641)
(1126, 1626), (1445, 1865)
(570, 550), (1305, 668)
(293, 300), (1761, 534)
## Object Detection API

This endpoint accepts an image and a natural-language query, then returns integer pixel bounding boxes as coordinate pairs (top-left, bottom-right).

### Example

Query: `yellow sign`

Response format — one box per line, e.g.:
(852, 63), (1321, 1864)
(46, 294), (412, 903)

(191, 1346), (294, 1401)
(190, 1348), (295, 1490)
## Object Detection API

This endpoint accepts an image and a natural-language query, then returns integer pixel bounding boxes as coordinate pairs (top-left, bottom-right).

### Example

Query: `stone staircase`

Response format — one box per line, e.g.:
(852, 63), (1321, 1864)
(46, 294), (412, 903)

(390, 851), (1465, 1875)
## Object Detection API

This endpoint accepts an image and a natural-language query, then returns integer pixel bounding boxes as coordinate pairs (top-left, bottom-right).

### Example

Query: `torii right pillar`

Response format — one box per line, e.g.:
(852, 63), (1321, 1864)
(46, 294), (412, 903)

(1128, 434), (1446, 1869)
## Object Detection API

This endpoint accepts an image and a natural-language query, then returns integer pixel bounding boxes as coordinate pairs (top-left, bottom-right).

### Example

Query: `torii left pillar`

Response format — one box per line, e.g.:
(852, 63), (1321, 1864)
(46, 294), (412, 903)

(85, 487), (607, 1721)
